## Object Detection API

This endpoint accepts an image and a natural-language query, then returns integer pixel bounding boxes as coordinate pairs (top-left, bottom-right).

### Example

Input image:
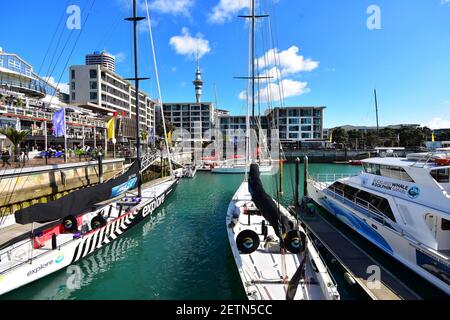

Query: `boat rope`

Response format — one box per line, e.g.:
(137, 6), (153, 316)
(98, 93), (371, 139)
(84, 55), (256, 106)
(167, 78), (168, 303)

(144, 0), (174, 178)
(48, 0), (97, 106)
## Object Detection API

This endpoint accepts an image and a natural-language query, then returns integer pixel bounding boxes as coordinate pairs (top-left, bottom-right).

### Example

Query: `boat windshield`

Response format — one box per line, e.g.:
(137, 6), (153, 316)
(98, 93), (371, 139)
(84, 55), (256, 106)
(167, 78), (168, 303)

(430, 168), (450, 184)
(363, 163), (414, 182)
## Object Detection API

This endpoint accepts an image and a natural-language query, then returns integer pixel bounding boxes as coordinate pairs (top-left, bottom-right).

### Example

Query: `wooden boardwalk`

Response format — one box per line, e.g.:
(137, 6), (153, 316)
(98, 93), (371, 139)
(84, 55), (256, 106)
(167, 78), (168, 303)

(291, 206), (421, 300)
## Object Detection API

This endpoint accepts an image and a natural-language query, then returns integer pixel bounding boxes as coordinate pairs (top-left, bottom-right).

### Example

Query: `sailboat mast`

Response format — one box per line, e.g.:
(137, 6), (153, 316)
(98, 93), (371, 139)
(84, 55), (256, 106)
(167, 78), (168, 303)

(251, 0), (256, 123)
(374, 89), (379, 137)
(126, 0), (147, 197)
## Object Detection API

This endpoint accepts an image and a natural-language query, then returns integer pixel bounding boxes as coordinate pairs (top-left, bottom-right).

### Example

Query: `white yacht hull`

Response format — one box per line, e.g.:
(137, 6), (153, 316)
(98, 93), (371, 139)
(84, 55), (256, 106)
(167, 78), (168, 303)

(307, 181), (450, 296)
(226, 182), (340, 300)
(0, 178), (179, 296)
(212, 164), (275, 175)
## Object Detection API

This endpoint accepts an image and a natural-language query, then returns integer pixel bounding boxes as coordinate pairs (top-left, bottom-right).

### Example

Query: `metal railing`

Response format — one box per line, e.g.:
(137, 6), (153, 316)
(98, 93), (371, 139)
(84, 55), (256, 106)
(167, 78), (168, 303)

(0, 104), (106, 128)
(410, 151), (450, 168)
(308, 173), (355, 183)
(314, 180), (405, 235)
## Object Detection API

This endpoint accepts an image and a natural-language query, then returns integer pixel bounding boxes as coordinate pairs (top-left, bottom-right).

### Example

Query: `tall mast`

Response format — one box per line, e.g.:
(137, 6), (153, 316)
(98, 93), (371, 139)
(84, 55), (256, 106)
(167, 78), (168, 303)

(374, 89), (379, 137)
(126, 0), (148, 197)
(251, 0), (256, 125)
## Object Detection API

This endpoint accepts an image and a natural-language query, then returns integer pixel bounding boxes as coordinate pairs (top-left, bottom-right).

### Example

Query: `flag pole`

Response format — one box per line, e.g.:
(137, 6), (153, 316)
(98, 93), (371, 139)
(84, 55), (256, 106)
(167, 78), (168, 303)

(64, 108), (67, 163)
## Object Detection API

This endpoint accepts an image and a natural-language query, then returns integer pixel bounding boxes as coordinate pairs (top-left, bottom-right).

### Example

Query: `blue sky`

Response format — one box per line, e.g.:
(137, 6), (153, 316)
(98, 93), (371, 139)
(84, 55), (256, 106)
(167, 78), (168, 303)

(1, 0), (450, 129)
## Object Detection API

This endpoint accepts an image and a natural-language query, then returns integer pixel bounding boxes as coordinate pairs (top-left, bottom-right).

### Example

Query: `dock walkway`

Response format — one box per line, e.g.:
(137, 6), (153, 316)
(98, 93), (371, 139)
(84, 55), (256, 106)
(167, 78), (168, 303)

(291, 207), (421, 300)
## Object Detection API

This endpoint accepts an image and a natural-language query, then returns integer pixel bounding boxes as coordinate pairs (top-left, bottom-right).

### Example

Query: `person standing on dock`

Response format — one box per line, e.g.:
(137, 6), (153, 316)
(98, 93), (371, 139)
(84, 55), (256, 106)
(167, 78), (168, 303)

(1, 148), (11, 167)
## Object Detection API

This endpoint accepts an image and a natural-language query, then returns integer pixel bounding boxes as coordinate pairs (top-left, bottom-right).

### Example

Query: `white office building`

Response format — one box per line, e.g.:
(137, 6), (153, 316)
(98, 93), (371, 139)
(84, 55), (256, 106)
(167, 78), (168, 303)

(69, 63), (155, 139)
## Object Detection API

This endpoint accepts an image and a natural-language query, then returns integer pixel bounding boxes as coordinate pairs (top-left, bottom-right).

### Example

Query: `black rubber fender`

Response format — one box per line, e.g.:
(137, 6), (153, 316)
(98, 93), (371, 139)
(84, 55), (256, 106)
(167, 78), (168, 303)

(236, 229), (260, 254)
(90, 215), (107, 230)
(62, 215), (78, 232)
(285, 230), (308, 254)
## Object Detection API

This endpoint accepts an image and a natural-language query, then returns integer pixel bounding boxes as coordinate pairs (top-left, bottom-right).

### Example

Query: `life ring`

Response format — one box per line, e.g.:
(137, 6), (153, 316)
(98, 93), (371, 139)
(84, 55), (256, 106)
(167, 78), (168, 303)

(236, 229), (260, 254)
(90, 215), (107, 230)
(285, 230), (307, 254)
(434, 158), (450, 166)
(62, 215), (78, 233)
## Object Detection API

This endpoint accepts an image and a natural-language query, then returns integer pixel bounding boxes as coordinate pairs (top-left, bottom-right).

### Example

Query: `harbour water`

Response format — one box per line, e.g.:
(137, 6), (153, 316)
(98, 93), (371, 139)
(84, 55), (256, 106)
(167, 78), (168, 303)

(0, 163), (431, 300)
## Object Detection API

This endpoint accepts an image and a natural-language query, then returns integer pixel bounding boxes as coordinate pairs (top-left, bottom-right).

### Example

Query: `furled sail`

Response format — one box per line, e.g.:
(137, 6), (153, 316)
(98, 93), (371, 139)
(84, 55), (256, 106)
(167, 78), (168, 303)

(248, 163), (290, 239)
(14, 161), (140, 225)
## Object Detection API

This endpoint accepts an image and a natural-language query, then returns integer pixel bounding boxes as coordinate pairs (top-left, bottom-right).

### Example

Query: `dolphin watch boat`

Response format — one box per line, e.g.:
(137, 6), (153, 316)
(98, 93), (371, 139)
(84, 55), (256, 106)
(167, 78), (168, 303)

(307, 151), (450, 295)
(0, 0), (179, 296)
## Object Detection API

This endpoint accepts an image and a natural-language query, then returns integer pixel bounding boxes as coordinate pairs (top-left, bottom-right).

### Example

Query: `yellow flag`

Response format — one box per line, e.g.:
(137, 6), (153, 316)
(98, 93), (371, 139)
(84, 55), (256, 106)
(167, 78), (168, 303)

(167, 131), (171, 143)
(432, 132), (435, 142)
(107, 118), (115, 141)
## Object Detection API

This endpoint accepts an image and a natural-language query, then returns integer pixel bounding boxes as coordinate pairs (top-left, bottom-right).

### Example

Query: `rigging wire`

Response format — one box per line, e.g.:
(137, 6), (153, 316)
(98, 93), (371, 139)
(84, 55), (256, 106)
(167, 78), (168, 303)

(37, 0), (71, 76)
(144, 0), (174, 177)
(44, 0), (92, 86)
(49, 0), (98, 106)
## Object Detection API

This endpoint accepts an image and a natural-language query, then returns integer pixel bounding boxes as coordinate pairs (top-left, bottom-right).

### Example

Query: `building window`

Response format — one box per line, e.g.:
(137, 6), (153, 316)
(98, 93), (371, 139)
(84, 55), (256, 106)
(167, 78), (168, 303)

(71, 92), (76, 101)
(71, 82), (75, 90)
(289, 126), (299, 132)
(90, 69), (97, 79)
(71, 70), (75, 79)
(301, 125), (312, 132)
(301, 133), (311, 139)
(301, 118), (312, 124)
(288, 118), (299, 124)
(0, 57), (3, 67)
(90, 92), (98, 100)
(289, 133), (298, 139)
(90, 81), (97, 90)
(301, 109), (312, 117)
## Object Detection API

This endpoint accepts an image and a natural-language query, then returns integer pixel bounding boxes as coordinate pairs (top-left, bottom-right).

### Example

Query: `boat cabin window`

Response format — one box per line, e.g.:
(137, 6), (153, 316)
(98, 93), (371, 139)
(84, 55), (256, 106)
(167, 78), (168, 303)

(430, 168), (450, 183)
(329, 182), (396, 222)
(363, 163), (414, 182)
(442, 218), (450, 230)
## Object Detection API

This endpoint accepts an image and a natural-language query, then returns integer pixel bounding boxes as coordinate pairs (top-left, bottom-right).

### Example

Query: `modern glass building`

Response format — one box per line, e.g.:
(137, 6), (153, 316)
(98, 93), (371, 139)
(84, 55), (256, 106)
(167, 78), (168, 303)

(0, 49), (58, 98)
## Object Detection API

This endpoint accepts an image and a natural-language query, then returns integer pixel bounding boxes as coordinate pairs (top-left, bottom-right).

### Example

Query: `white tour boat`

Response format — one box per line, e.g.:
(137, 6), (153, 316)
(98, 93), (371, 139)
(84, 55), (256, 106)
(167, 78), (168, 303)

(307, 151), (450, 295)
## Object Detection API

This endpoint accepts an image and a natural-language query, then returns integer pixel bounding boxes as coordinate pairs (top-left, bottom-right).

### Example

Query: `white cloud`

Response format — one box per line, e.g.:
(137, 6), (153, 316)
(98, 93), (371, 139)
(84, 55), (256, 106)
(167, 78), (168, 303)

(169, 28), (211, 59)
(150, 0), (194, 16)
(426, 118), (450, 130)
(116, 0), (194, 16)
(257, 46), (319, 76)
(209, 0), (251, 24)
(239, 79), (310, 102)
(441, 0), (450, 6)
(113, 52), (126, 63)
(44, 77), (69, 95)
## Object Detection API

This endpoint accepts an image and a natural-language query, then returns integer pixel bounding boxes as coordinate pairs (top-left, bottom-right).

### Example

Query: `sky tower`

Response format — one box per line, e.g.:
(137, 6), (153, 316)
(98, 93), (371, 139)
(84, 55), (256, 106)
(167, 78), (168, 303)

(192, 54), (203, 103)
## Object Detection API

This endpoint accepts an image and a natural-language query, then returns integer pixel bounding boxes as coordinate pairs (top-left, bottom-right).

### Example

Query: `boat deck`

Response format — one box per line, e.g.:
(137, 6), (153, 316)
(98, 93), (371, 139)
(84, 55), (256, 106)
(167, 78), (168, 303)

(291, 206), (421, 300)
(0, 177), (174, 249)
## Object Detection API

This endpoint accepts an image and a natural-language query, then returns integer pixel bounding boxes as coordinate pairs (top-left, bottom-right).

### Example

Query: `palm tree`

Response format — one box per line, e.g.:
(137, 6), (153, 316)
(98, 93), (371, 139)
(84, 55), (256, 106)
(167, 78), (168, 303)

(0, 127), (30, 162)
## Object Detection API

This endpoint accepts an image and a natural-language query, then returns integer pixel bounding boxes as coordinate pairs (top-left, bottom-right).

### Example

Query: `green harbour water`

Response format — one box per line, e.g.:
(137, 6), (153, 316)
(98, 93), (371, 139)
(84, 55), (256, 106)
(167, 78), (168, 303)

(1, 164), (371, 300)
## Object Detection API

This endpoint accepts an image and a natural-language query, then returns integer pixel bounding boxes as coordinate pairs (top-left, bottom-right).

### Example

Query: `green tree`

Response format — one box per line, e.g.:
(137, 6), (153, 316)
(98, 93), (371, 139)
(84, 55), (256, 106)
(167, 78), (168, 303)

(379, 128), (397, 147)
(0, 127), (30, 162)
(140, 130), (149, 143)
(331, 127), (349, 145)
(156, 121), (176, 138)
(399, 127), (428, 147)
(347, 130), (363, 149)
